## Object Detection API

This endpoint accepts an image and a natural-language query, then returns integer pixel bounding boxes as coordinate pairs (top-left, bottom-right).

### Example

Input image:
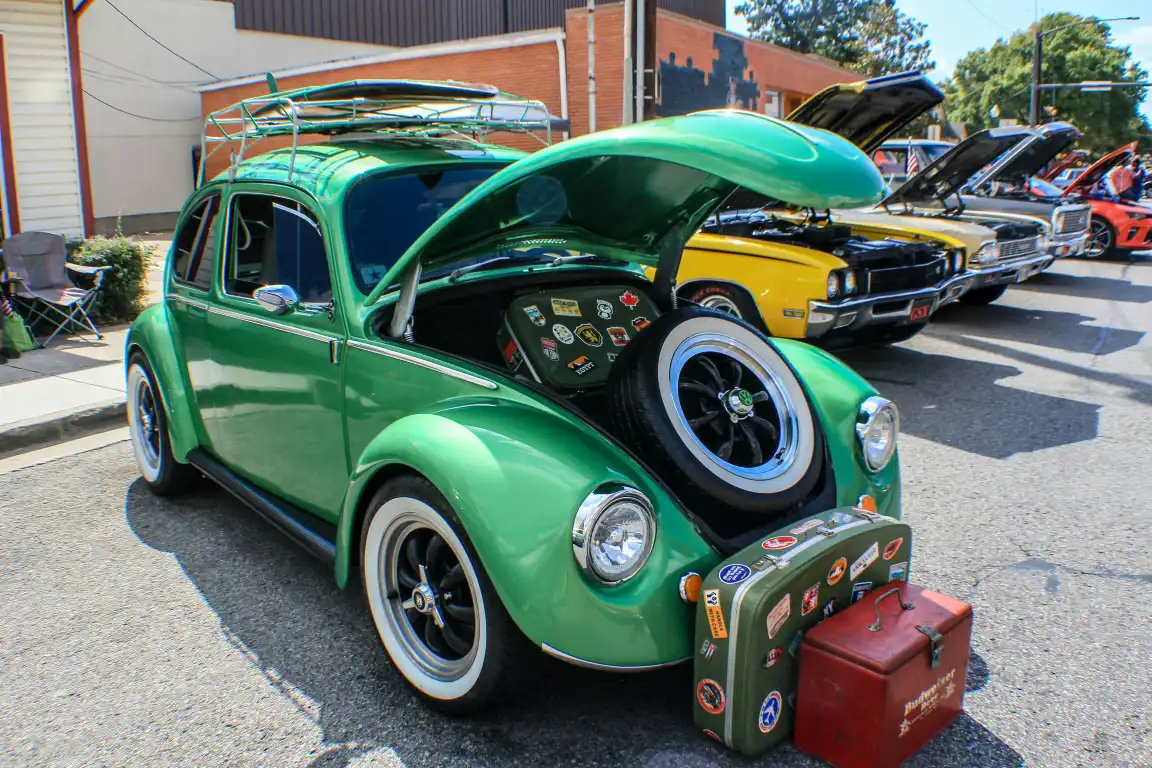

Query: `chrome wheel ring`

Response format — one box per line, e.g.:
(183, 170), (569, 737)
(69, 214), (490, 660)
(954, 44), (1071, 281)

(364, 497), (487, 700)
(698, 294), (742, 318)
(656, 317), (815, 494)
(127, 363), (162, 482)
(1087, 220), (1111, 258)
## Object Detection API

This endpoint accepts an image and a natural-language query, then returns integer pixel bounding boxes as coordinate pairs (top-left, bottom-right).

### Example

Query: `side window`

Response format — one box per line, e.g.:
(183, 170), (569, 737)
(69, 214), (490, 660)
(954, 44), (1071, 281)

(171, 196), (221, 290)
(872, 150), (908, 177)
(224, 194), (332, 304)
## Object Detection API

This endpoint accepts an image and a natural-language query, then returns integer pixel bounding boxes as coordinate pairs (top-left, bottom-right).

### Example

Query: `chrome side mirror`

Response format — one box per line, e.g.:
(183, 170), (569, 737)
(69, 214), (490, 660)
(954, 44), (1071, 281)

(253, 284), (299, 316)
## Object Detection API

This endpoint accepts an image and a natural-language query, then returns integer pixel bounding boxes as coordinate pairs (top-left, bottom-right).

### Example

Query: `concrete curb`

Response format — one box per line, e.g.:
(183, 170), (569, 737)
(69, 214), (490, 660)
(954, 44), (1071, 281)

(0, 399), (127, 460)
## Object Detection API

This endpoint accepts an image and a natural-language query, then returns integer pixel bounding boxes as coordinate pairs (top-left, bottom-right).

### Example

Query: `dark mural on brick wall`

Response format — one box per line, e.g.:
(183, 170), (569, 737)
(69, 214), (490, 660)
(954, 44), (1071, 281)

(658, 33), (761, 116)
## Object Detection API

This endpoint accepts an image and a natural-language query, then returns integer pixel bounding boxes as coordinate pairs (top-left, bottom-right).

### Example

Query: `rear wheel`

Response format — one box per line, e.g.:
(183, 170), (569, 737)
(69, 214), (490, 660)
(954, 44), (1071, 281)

(681, 282), (765, 331)
(361, 476), (541, 714)
(1085, 217), (1116, 258)
(127, 354), (198, 496)
(959, 285), (1008, 306)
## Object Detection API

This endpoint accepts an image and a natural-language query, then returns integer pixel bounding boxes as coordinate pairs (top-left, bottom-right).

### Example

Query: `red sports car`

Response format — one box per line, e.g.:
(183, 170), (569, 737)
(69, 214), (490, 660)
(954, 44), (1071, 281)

(1039, 142), (1152, 257)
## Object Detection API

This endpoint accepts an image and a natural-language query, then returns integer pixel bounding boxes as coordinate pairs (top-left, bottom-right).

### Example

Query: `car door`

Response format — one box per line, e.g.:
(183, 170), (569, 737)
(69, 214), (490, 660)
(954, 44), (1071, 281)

(206, 186), (348, 519)
(166, 190), (225, 449)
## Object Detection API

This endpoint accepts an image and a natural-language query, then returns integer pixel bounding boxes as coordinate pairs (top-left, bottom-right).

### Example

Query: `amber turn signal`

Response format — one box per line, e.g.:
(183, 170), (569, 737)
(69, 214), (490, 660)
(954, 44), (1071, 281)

(856, 494), (878, 513)
(678, 572), (702, 603)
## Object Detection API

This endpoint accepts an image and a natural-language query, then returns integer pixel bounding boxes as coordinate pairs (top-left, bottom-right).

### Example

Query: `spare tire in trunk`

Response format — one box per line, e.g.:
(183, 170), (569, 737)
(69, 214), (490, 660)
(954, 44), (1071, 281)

(608, 306), (823, 515)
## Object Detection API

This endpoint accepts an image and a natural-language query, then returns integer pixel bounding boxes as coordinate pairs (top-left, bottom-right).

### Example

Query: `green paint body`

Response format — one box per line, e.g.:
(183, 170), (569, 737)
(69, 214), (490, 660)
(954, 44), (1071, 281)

(126, 109), (901, 669)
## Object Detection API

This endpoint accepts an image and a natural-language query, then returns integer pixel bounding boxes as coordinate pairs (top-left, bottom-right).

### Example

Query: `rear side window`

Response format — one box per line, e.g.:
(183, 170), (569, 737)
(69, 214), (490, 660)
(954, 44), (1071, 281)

(225, 194), (332, 304)
(172, 196), (221, 290)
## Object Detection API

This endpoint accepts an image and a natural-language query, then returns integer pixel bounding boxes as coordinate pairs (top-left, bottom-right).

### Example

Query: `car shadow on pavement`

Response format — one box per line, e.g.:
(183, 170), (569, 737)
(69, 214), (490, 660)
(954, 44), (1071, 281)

(1011, 270), (1152, 304)
(125, 482), (1023, 768)
(839, 346), (1101, 459)
(928, 302), (1144, 356)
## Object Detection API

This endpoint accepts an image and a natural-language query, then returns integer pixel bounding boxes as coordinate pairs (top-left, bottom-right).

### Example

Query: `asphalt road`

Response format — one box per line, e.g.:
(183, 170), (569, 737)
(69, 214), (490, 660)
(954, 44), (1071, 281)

(3, 255), (1150, 768)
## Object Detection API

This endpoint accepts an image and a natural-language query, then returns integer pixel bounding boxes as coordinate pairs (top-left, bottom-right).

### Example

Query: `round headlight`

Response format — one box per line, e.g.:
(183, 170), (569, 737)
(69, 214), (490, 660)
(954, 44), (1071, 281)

(826, 273), (841, 300)
(842, 270), (857, 294)
(974, 240), (998, 265)
(855, 396), (899, 472)
(572, 488), (655, 585)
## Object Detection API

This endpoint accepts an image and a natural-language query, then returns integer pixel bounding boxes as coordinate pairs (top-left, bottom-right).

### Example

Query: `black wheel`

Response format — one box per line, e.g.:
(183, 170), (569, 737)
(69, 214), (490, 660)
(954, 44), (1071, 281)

(608, 306), (823, 515)
(680, 282), (766, 331)
(126, 353), (198, 496)
(959, 285), (1008, 306)
(361, 475), (543, 715)
(1085, 217), (1116, 258)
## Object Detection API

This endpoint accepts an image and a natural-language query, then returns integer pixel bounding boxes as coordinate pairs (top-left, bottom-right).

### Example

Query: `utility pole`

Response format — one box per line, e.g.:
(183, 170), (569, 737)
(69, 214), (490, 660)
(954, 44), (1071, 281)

(1029, 31), (1042, 127)
(587, 0), (596, 133)
(642, 0), (657, 120)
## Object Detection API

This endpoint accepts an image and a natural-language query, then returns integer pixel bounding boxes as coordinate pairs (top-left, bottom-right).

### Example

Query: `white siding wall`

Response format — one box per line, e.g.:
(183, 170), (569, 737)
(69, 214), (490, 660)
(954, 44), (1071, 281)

(0, 0), (84, 238)
(80, 0), (394, 224)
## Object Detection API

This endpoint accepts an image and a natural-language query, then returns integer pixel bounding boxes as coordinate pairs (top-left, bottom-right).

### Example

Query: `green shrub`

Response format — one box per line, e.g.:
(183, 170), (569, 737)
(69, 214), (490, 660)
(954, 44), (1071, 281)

(67, 235), (154, 325)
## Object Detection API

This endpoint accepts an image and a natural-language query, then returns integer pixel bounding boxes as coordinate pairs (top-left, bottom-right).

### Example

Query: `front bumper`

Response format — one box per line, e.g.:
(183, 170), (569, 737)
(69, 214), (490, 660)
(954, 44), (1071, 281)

(1049, 231), (1089, 258)
(806, 272), (975, 339)
(968, 250), (1054, 289)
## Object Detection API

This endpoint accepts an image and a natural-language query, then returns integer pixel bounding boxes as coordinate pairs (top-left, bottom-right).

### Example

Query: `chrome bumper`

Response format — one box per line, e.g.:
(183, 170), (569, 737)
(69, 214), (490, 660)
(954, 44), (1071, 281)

(1048, 231), (1089, 258)
(806, 272), (975, 339)
(968, 250), (1054, 288)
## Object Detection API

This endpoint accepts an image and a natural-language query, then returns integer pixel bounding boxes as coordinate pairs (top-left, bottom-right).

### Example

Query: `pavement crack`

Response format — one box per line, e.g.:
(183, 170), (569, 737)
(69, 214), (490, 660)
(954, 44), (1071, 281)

(968, 556), (1152, 599)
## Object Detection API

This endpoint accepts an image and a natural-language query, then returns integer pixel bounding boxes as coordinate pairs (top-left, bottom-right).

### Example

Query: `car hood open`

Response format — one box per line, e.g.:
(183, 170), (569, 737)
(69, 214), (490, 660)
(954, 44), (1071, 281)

(1039, 149), (1088, 183)
(1064, 141), (1138, 196)
(366, 110), (886, 304)
(879, 126), (1033, 208)
(966, 122), (1081, 189)
(785, 71), (944, 154)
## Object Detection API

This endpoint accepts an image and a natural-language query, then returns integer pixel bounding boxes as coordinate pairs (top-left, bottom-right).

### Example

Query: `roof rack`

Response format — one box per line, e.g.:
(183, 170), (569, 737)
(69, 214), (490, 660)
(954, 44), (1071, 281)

(198, 79), (568, 188)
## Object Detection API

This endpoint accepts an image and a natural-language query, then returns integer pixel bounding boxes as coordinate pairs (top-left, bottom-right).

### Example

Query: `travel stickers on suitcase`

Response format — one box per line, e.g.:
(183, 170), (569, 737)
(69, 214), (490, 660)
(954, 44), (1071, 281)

(693, 507), (912, 757)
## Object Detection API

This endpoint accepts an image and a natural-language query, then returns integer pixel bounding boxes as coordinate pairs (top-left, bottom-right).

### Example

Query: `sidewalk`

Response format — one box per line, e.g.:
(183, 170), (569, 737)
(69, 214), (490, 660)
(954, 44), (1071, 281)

(0, 234), (169, 457)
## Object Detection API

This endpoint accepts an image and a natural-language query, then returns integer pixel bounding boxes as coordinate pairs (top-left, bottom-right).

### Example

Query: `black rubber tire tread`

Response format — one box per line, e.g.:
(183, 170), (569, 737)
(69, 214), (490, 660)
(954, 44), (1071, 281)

(360, 474), (545, 716)
(680, 282), (768, 333)
(958, 284), (1008, 306)
(130, 352), (198, 497)
(607, 306), (823, 516)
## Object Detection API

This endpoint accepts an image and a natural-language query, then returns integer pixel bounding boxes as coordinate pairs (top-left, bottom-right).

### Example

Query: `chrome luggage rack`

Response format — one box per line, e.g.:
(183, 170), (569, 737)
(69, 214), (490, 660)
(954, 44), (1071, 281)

(198, 79), (567, 187)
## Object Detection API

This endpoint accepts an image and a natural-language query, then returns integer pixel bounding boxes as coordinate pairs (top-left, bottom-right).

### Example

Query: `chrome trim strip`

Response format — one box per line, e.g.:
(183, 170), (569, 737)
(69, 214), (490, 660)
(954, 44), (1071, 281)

(169, 295), (209, 311)
(346, 339), (499, 390)
(809, 271), (971, 313)
(540, 643), (689, 672)
(207, 305), (337, 343)
(722, 518), (873, 744)
(967, 251), (1051, 276)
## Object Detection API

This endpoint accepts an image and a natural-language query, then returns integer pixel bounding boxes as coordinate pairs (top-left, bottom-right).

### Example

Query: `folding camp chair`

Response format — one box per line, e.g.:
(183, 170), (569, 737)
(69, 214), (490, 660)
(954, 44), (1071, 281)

(3, 232), (110, 347)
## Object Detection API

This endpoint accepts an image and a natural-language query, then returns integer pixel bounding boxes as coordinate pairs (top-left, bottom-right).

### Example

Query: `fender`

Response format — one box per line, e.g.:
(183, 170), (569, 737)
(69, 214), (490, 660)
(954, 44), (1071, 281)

(337, 400), (719, 667)
(774, 339), (901, 519)
(125, 304), (199, 462)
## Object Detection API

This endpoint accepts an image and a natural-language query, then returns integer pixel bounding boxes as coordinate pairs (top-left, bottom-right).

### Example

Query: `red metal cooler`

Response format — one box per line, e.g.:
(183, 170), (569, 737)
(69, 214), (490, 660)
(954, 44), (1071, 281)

(794, 582), (973, 768)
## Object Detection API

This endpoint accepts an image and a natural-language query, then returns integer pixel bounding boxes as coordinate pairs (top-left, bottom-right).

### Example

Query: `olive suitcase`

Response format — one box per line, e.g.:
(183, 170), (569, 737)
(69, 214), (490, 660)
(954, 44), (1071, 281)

(694, 507), (912, 756)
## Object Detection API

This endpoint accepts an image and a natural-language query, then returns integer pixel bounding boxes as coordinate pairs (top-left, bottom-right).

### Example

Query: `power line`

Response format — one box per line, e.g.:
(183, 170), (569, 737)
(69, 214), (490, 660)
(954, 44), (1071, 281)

(961, 0), (1015, 34)
(84, 89), (202, 123)
(84, 51), (204, 89)
(103, 0), (218, 80)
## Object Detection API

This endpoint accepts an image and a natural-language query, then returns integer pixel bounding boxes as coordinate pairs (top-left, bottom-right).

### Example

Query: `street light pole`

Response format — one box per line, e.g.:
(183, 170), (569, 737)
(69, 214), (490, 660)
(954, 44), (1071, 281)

(1029, 16), (1139, 127)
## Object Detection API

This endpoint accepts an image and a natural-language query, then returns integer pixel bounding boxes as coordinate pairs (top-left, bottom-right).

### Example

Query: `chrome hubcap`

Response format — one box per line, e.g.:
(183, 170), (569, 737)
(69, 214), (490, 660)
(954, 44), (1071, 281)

(699, 294), (742, 318)
(722, 387), (760, 422)
(1088, 222), (1110, 257)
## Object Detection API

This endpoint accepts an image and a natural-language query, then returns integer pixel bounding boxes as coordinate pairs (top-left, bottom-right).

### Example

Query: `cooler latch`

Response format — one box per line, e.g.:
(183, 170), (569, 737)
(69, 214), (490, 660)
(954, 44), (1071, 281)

(916, 625), (945, 670)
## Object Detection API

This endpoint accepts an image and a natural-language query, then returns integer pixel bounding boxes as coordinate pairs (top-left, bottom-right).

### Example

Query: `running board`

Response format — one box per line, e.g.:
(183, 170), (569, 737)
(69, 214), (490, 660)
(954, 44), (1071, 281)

(187, 449), (337, 564)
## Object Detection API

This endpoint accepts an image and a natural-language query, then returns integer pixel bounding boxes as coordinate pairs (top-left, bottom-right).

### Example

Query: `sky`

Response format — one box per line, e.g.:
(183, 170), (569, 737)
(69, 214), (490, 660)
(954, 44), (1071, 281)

(724, 0), (1152, 118)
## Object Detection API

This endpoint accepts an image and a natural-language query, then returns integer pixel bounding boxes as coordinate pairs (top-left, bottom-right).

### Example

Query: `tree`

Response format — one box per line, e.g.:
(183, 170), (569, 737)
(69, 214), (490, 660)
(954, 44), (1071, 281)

(945, 13), (1149, 154)
(736, 0), (934, 76)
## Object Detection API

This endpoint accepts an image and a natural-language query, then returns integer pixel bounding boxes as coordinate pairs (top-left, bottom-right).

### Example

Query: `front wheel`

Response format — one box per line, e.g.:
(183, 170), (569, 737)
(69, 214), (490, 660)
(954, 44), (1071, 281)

(361, 476), (542, 714)
(958, 285), (1008, 306)
(1085, 217), (1116, 258)
(680, 282), (765, 331)
(127, 354), (198, 496)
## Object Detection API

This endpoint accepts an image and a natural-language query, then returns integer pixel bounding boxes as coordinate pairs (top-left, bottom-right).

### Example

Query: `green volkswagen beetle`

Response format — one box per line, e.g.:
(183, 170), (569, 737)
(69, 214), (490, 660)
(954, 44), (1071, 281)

(126, 81), (902, 713)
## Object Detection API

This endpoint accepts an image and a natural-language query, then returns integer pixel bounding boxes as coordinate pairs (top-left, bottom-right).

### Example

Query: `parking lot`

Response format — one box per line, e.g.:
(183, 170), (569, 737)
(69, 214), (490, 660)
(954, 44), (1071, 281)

(2, 253), (1150, 768)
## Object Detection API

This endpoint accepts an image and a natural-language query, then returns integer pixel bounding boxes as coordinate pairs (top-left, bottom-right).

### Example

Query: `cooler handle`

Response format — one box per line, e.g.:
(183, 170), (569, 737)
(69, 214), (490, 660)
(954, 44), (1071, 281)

(866, 587), (916, 632)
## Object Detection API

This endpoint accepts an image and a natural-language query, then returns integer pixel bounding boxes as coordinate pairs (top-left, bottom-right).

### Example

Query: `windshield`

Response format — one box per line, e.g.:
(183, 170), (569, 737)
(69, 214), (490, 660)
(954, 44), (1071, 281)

(921, 143), (953, 164)
(344, 165), (504, 293)
(1028, 177), (1065, 197)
